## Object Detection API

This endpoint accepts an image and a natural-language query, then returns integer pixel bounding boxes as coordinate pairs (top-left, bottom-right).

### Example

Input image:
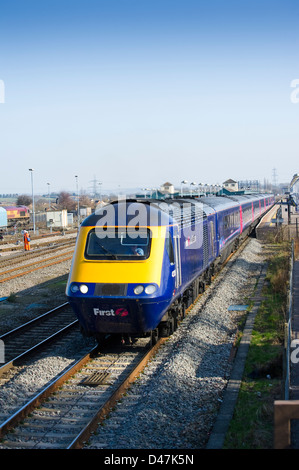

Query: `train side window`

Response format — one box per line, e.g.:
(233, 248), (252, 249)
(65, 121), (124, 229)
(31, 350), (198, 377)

(166, 233), (174, 264)
(209, 220), (215, 256)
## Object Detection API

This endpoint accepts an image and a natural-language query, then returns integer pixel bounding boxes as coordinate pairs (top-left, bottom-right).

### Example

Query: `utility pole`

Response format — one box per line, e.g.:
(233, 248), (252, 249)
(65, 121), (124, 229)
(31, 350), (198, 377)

(272, 168), (278, 194)
(29, 168), (36, 234)
(89, 175), (101, 198)
(47, 182), (50, 209)
(75, 175), (79, 229)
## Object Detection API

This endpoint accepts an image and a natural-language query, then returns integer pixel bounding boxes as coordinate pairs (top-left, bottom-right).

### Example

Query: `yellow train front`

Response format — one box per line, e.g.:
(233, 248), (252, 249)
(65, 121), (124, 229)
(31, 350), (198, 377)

(66, 200), (176, 342)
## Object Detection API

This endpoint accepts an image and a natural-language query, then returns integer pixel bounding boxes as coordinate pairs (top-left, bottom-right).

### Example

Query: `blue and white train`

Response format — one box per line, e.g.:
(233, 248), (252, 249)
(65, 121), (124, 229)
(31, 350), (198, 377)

(66, 193), (274, 343)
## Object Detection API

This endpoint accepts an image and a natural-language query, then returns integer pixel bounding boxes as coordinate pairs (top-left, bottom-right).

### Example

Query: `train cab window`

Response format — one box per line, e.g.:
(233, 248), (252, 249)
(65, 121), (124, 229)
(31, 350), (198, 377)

(85, 228), (151, 260)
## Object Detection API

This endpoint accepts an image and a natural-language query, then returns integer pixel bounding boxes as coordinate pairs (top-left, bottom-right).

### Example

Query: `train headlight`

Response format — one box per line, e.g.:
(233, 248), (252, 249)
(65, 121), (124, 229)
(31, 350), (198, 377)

(145, 285), (157, 294)
(70, 284), (79, 293)
(134, 285), (144, 295)
(79, 284), (89, 294)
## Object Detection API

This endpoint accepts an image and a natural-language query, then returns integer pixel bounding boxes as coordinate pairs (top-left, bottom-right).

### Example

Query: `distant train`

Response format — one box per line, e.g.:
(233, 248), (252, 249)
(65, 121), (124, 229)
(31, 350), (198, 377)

(66, 193), (274, 344)
(3, 206), (30, 227)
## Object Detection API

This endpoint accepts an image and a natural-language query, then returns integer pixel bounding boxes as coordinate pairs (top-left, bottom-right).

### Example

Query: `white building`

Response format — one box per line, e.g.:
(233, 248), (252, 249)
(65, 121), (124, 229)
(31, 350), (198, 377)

(223, 179), (239, 192)
(159, 182), (175, 195)
(47, 210), (68, 228)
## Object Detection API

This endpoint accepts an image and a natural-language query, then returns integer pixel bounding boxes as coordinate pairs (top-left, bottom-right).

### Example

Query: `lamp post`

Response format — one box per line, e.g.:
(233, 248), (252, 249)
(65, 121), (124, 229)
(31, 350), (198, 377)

(75, 175), (79, 229)
(47, 183), (50, 209)
(181, 180), (188, 197)
(29, 168), (36, 234)
(190, 182), (197, 195)
(98, 182), (102, 204)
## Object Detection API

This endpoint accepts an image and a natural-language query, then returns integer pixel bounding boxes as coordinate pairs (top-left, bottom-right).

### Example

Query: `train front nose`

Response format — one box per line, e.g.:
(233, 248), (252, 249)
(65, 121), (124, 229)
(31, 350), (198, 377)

(67, 281), (168, 337)
(66, 217), (168, 338)
(67, 289), (162, 335)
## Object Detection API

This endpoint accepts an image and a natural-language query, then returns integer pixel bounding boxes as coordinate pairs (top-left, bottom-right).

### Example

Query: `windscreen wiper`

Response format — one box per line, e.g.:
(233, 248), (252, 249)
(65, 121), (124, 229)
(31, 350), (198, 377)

(96, 241), (118, 259)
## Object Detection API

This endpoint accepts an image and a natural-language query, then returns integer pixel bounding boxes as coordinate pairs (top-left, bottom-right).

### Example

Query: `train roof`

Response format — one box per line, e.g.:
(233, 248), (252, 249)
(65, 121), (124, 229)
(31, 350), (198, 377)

(82, 198), (206, 229)
(82, 198), (214, 229)
(223, 194), (271, 203)
(201, 193), (273, 210)
(3, 205), (29, 211)
(199, 196), (239, 212)
(81, 194), (273, 230)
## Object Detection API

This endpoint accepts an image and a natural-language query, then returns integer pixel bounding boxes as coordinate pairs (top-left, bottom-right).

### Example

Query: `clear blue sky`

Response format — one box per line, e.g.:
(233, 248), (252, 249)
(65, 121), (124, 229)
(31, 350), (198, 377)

(0, 0), (299, 195)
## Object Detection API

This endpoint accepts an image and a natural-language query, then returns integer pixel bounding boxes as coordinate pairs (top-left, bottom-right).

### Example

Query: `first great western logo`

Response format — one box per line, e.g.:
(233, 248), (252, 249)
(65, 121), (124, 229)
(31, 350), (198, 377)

(93, 308), (129, 317)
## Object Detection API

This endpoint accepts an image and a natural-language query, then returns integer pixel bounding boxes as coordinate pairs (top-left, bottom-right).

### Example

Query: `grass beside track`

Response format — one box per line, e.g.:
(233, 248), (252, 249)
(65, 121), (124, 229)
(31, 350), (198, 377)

(223, 241), (291, 449)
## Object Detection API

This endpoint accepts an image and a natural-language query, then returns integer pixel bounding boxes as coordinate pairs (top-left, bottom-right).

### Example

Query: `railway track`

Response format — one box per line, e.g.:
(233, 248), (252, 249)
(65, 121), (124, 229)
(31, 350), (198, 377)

(0, 250), (74, 283)
(0, 232), (77, 254)
(0, 240), (76, 269)
(0, 303), (77, 376)
(0, 336), (165, 449)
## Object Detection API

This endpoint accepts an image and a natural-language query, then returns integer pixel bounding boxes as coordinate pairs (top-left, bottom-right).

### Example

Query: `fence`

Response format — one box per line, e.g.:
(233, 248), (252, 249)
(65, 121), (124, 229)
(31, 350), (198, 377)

(274, 239), (299, 448)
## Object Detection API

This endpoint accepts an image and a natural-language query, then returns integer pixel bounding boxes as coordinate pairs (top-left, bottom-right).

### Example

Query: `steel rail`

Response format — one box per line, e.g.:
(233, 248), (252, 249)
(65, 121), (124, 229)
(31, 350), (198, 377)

(0, 344), (99, 439)
(0, 337), (167, 446)
(67, 337), (167, 449)
(0, 240), (76, 264)
(0, 255), (73, 283)
(0, 302), (69, 342)
(0, 302), (75, 377)
(0, 251), (74, 277)
(0, 320), (79, 377)
(0, 237), (76, 254)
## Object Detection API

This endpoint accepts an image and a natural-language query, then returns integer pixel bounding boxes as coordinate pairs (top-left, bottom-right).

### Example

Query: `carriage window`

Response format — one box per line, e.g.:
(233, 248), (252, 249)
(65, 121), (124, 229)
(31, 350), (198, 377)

(85, 228), (151, 260)
(165, 233), (174, 264)
(209, 220), (215, 256)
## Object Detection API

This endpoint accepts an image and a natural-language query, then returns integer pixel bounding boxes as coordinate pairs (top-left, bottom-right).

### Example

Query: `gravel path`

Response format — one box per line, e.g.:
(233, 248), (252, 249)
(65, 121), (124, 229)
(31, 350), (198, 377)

(86, 238), (265, 449)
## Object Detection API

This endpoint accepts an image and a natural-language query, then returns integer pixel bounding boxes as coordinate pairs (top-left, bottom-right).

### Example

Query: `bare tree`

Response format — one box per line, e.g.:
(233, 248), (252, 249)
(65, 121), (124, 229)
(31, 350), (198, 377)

(16, 195), (32, 206)
(79, 194), (92, 207)
(57, 191), (76, 211)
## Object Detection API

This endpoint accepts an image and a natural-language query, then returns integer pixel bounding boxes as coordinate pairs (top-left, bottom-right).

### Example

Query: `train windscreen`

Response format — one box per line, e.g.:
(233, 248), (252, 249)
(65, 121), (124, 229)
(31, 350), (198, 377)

(84, 228), (151, 260)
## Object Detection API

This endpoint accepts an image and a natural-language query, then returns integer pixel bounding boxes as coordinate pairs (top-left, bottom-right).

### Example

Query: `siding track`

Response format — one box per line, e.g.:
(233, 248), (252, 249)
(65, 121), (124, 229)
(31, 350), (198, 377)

(0, 303), (76, 376)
